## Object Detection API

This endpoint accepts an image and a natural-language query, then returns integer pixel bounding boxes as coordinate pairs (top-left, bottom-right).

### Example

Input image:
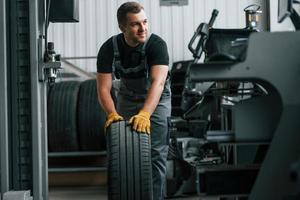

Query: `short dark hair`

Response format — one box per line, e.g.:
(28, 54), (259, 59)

(117, 2), (144, 26)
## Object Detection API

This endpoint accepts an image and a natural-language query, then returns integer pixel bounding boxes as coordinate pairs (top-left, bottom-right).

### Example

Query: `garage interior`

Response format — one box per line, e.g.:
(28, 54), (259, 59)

(1, 0), (300, 200)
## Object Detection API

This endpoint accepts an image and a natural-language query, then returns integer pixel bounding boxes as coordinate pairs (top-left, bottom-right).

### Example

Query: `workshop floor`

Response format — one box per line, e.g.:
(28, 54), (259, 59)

(48, 186), (219, 200)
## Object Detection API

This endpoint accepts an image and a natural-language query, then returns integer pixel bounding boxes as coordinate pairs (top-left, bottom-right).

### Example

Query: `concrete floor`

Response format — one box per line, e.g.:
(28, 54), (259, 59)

(48, 186), (219, 200)
(49, 186), (107, 200)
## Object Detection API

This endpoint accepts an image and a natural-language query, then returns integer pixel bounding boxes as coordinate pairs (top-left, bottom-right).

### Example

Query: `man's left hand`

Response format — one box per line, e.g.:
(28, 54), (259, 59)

(129, 110), (151, 134)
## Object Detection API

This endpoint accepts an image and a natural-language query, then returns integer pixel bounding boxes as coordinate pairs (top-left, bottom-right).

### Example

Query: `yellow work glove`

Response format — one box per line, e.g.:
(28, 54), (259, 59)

(105, 112), (123, 130)
(129, 110), (151, 134)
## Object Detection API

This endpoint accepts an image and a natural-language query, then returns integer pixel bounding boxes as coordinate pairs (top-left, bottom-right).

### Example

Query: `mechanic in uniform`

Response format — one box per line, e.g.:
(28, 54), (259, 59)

(96, 2), (171, 199)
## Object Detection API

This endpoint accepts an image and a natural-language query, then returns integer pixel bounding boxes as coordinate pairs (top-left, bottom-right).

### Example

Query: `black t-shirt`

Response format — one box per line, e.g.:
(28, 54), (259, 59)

(97, 33), (169, 78)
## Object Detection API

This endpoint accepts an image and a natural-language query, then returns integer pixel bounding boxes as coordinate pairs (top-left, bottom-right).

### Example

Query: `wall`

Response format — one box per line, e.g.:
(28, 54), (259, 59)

(48, 0), (266, 73)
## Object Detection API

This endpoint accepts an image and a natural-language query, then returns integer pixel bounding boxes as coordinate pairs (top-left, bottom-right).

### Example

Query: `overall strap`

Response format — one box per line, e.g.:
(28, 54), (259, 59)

(141, 33), (151, 56)
(112, 35), (121, 79)
(141, 33), (151, 77)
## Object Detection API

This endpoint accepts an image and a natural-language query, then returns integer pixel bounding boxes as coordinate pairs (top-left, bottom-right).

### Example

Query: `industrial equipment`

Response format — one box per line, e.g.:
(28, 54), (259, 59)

(166, 2), (300, 199)
(42, 42), (61, 84)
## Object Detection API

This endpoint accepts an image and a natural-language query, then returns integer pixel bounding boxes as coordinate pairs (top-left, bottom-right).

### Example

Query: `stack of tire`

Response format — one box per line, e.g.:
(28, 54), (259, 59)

(47, 79), (106, 152)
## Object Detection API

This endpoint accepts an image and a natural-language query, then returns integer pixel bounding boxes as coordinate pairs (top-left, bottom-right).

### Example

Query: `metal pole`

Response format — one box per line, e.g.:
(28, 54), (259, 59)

(29, 0), (48, 199)
(0, 0), (10, 197)
(251, 0), (270, 31)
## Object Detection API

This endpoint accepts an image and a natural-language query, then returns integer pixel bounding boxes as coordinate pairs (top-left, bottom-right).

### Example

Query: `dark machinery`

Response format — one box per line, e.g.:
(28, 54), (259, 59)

(181, 9), (218, 114)
(167, 2), (300, 199)
(188, 29), (300, 200)
(168, 9), (262, 197)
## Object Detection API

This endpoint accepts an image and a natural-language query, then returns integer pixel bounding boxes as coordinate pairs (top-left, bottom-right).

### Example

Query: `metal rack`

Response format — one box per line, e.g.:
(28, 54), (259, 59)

(48, 151), (107, 173)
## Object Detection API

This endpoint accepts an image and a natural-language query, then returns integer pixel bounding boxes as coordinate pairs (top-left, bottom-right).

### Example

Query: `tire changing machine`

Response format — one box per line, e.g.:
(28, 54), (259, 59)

(187, 31), (300, 199)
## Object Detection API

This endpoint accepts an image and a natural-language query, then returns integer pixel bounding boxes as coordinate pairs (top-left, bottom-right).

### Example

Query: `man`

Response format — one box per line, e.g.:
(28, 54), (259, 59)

(96, 2), (171, 199)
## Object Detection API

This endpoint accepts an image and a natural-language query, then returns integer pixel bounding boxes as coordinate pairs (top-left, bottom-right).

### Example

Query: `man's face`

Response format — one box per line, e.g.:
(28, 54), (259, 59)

(120, 9), (148, 47)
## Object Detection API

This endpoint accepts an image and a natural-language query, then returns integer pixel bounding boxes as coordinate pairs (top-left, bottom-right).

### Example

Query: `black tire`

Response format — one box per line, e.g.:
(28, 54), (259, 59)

(47, 81), (81, 152)
(77, 79), (106, 151)
(106, 121), (153, 200)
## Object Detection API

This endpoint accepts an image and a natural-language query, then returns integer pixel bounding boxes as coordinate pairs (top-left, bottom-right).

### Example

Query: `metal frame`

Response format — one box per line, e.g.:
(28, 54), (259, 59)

(29, 0), (48, 199)
(8, 0), (21, 190)
(0, 0), (9, 196)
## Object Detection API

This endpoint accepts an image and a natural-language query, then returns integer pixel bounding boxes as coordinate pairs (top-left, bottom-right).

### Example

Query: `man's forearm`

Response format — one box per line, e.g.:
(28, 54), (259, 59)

(96, 73), (117, 115)
(142, 80), (165, 115)
(98, 90), (117, 115)
(141, 65), (169, 115)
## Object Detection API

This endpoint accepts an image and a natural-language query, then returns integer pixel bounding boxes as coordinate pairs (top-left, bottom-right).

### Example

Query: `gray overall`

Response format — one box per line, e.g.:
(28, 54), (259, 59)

(112, 35), (171, 200)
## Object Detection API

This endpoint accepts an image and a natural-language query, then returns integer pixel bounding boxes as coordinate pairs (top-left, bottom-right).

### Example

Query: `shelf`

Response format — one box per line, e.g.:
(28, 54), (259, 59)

(48, 151), (106, 157)
(48, 166), (106, 173)
(48, 151), (107, 173)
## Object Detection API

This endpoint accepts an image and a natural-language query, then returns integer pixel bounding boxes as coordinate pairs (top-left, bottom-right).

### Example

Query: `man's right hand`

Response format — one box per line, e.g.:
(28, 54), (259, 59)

(105, 112), (123, 130)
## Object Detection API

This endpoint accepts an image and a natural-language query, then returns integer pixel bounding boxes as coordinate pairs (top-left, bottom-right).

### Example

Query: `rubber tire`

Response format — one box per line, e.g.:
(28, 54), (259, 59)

(47, 81), (81, 152)
(106, 121), (153, 200)
(77, 79), (106, 151)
